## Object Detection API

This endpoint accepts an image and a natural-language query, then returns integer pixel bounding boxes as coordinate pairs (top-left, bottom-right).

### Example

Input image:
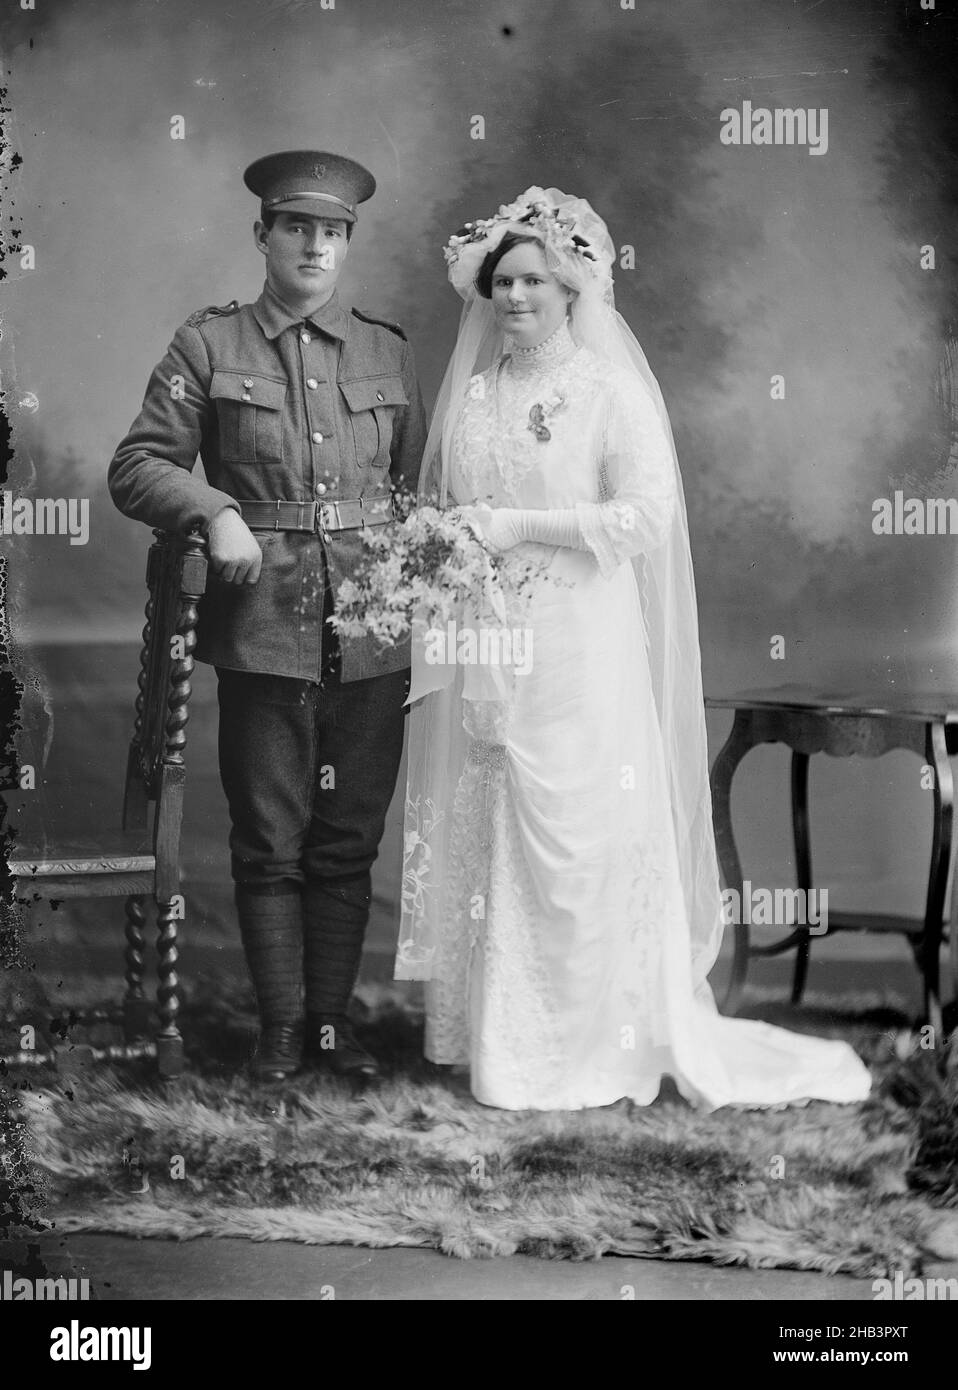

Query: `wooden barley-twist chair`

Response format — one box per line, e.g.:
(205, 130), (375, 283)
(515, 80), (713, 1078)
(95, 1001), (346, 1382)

(5, 530), (207, 1079)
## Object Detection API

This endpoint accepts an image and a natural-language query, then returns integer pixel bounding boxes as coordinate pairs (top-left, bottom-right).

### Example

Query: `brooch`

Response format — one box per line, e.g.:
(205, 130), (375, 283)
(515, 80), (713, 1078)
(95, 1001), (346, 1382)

(527, 391), (565, 443)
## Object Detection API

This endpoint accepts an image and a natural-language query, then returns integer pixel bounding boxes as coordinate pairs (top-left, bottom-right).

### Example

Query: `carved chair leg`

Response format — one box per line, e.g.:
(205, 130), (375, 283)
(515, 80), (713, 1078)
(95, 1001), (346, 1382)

(921, 722), (952, 1037)
(709, 709), (756, 1015)
(790, 751), (812, 1006)
(155, 898), (184, 1078)
(123, 895), (153, 1040)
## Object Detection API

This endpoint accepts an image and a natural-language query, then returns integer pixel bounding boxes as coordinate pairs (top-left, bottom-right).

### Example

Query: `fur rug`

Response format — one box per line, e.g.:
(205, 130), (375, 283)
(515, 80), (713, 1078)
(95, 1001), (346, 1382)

(13, 981), (958, 1273)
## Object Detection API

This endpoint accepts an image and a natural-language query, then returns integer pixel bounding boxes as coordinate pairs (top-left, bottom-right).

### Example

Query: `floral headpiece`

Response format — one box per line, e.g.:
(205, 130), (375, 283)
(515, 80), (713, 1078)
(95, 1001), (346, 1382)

(445, 188), (599, 270)
(442, 187), (613, 300)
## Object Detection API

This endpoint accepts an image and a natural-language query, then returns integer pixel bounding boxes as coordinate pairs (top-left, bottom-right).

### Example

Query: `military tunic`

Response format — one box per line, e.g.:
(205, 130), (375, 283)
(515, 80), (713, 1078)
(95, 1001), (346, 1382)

(109, 284), (427, 683)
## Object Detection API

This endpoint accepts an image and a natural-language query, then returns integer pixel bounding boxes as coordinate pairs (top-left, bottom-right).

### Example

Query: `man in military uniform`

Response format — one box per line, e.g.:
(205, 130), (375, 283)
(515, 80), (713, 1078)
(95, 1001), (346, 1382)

(109, 151), (427, 1082)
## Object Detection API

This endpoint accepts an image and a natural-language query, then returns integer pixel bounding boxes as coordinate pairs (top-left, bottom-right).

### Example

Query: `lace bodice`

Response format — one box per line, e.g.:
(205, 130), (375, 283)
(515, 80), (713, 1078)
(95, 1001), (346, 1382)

(448, 331), (679, 577)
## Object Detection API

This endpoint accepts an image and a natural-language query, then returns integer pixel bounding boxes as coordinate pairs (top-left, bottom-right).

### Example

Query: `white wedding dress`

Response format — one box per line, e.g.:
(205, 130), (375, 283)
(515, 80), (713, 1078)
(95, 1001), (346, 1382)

(400, 322), (871, 1112)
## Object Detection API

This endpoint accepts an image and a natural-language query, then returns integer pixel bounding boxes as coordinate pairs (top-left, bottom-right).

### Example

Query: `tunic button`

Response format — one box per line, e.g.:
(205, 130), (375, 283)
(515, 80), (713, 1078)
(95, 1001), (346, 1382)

(306, 378), (319, 390)
(312, 431), (324, 443)
(301, 331), (311, 344)
(316, 483), (328, 495)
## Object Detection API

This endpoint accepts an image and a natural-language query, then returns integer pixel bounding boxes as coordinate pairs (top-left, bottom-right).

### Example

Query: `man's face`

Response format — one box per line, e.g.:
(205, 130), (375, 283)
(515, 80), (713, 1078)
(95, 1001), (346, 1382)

(254, 211), (350, 306)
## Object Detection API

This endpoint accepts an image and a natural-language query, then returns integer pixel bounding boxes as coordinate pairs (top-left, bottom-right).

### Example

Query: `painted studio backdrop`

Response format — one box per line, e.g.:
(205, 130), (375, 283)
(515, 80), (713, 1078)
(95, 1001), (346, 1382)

(2, 0), (957, 993)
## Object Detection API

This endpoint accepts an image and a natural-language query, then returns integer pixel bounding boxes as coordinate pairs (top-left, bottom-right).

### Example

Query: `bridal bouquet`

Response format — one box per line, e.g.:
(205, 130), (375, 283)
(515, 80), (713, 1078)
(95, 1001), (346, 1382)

(328, 501), (538, 648)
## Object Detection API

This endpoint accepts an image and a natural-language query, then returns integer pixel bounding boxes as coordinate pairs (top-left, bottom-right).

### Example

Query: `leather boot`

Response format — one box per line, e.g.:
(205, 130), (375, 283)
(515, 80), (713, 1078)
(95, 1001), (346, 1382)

(252, 1022), (303, 1083)
(304, 1014), (380, 1080)
(302, 877), (380, 1079)
(236, 889), (304, 1081)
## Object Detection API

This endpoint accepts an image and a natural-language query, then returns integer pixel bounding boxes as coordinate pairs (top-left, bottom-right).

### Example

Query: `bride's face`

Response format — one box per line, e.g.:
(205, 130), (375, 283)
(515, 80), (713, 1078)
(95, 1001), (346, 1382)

(490, 242), (572, 347)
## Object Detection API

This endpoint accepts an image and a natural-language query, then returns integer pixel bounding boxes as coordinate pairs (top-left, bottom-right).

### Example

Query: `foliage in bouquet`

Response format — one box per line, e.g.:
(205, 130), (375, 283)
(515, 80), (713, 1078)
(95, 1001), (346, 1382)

(327, 497), (544, 649)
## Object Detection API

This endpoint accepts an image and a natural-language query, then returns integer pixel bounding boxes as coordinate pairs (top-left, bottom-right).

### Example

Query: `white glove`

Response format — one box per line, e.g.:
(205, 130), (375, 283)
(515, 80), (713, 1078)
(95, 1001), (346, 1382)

(464, 502), (584, 554)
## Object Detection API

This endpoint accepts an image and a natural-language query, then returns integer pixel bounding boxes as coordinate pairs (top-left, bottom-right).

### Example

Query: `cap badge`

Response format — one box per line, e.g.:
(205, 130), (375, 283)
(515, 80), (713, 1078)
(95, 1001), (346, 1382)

(311, 163), (326, 180)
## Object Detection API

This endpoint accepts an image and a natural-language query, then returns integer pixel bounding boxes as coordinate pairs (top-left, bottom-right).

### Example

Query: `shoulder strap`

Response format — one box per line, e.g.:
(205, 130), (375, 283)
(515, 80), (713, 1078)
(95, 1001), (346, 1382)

(350, 305), (407, 340)
(184, 299), (241, 328)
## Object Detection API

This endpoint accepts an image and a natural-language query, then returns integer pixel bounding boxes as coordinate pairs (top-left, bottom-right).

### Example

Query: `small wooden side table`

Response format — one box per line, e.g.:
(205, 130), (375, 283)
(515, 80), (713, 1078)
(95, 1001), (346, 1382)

(706, 687), (958, 1032)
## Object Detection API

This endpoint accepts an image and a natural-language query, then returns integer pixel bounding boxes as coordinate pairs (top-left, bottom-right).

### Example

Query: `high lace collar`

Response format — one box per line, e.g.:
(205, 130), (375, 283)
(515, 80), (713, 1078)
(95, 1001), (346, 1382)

(505, 319), (577, 374)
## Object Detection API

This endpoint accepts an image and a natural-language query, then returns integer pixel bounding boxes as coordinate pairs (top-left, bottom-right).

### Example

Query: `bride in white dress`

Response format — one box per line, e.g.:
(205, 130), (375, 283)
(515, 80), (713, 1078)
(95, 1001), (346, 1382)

(396, 187), (871, 1113)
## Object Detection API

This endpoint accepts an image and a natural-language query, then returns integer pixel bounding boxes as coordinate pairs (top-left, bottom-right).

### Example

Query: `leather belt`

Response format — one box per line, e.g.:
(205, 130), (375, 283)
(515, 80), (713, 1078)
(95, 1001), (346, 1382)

(238, 496), (394, 534)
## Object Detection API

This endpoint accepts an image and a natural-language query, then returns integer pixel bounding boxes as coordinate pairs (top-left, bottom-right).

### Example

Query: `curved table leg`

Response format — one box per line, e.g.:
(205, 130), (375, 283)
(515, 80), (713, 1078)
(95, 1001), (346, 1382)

(790, 751), (812, 1005)
(922, 721), (951, 1037)
(709, 709), (756, 1015)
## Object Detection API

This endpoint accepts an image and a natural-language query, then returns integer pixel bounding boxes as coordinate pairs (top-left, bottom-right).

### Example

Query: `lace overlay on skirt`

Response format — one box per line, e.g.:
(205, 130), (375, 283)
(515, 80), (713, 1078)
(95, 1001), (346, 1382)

(407, 341), (872, 1113)
(425, 726), (564, 1106)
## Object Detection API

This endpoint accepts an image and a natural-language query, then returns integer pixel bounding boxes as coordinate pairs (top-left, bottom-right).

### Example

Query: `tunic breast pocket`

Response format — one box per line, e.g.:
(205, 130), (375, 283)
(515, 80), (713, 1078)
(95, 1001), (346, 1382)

(339, 376), (408, 470)
(210, 371), (287, 464)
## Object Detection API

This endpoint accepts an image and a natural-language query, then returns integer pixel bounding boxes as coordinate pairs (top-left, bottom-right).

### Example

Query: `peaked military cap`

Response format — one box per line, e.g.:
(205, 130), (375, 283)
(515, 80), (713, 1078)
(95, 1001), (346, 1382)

(243, 150), (376, 224)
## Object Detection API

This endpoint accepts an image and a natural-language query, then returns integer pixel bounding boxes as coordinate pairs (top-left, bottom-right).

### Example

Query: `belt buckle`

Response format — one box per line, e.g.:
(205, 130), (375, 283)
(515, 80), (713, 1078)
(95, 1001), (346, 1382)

(318, 501), (334, 537)
(273, 499), (281, 532)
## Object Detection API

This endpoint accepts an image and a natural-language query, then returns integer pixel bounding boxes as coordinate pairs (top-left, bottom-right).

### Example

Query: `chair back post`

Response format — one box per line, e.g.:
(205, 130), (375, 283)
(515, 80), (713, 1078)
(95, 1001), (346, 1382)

(163, 531), (208, 766)
(153, 531), (206, 1078)
(122, 530), (208, 840)
(118, 528), (206, 1077)
(153, 530), (207, 900)
(122, 541), (160, 835)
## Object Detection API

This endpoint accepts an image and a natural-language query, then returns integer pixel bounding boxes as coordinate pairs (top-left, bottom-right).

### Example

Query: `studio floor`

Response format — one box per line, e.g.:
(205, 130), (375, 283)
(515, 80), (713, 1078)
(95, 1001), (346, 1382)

(7, 643), (958, 1301)
(22, 1232), (911, 1302)
(10, 926), (957, 1303)
(23, 1106), (956, 1298)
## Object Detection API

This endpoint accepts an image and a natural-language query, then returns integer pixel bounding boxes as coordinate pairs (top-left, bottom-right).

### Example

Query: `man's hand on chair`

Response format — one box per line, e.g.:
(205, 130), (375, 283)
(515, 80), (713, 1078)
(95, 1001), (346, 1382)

(208, 508), (263, 585)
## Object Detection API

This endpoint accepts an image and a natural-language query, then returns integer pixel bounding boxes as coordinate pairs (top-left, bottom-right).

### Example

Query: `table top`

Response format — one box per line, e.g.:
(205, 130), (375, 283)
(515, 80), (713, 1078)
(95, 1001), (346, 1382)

(705, 685), (958, 723)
